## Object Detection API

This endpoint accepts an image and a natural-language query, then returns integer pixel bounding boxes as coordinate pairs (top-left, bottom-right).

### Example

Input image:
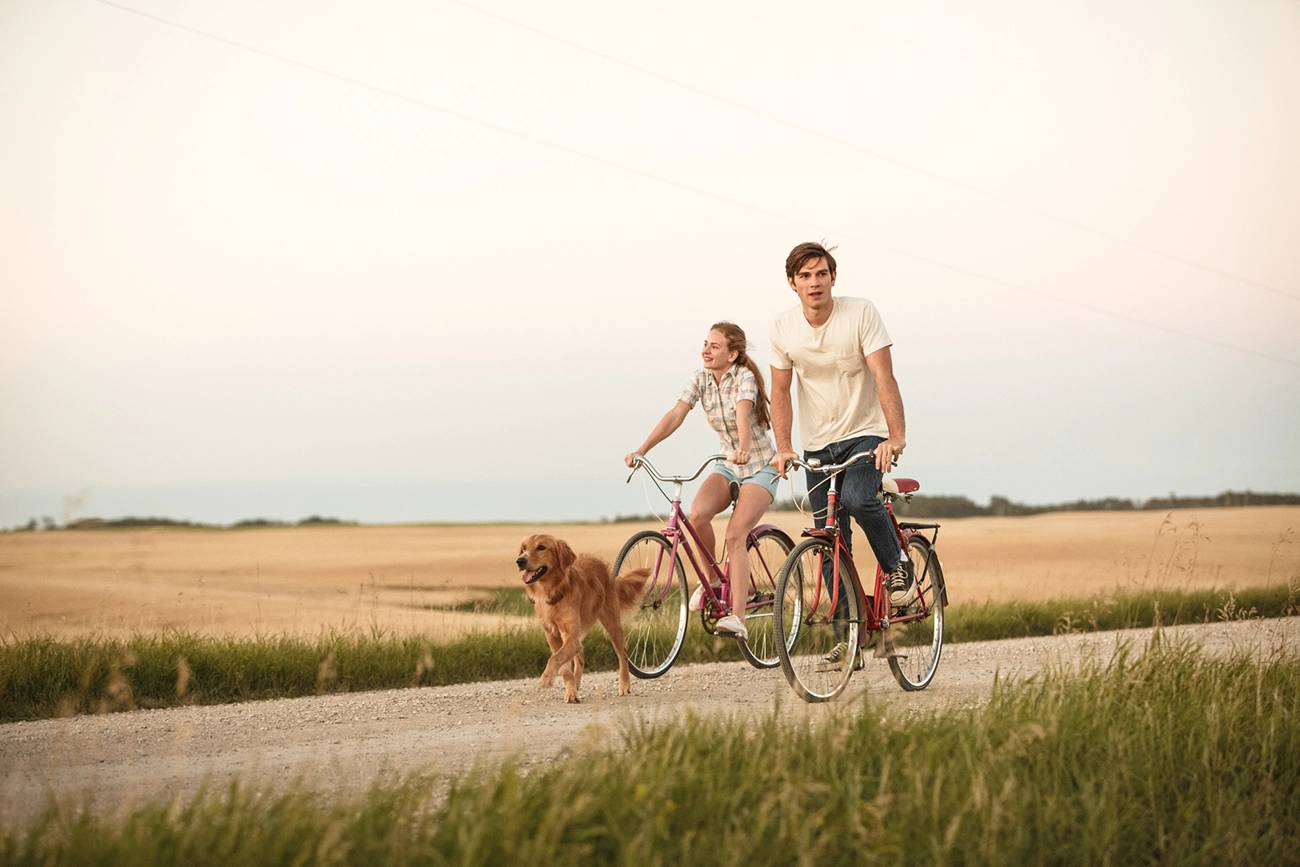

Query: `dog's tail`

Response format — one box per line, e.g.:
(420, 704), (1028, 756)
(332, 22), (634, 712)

(614, 567), (651, 613)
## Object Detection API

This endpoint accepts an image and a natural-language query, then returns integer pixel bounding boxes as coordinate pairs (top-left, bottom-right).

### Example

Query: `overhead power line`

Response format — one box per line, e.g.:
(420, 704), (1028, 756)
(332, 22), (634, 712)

(91, 0), (1300, 371)
(444, 0), (1300, 306)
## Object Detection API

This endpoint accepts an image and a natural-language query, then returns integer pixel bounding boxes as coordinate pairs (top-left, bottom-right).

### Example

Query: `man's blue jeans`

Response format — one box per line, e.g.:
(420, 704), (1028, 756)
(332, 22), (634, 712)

(803, 435), (903, 574)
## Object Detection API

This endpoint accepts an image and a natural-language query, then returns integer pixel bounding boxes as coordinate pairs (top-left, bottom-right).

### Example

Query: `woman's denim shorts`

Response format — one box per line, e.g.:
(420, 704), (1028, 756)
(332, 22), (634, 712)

(709, 463), (781, 501)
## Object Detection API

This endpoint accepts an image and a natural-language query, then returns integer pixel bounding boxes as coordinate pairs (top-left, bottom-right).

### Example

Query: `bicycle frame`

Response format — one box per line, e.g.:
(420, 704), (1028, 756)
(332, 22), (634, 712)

(651, 488), (789, 618)
(631, 454), (786, 619)
(800, 467), (939, 644)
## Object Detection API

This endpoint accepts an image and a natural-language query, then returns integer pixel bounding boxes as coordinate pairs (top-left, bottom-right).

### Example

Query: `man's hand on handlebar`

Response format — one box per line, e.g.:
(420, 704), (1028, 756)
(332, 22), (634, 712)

(875, 438), (905, 473)
(771, 449), (799, 479)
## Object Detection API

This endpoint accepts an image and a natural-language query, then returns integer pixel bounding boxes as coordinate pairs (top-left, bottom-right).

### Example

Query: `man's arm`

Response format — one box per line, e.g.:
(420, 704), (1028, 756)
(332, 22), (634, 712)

(769, 366), (798, 478)
(865, 346), (906, 473)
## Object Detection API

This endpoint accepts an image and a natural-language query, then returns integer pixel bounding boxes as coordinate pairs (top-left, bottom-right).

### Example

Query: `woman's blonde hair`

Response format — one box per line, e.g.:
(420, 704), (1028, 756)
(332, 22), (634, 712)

(710, 321), (771, 430)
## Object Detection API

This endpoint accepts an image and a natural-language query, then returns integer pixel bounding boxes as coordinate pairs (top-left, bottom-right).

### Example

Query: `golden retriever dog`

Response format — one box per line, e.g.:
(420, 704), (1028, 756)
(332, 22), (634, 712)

(515, 534), (649, 703)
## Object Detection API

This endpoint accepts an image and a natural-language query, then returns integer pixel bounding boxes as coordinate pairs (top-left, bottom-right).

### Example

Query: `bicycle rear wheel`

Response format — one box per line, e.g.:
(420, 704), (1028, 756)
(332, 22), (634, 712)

(888, 536), (945, 691)
(613, 530), (688, 678)
(737, 527), (794, 670)
(774, 538), (861, 702)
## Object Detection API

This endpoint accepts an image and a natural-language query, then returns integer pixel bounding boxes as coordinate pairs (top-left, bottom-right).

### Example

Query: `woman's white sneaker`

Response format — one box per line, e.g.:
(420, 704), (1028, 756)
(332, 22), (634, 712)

(690, 583), (721, 611)
(713, 615), (748, 642)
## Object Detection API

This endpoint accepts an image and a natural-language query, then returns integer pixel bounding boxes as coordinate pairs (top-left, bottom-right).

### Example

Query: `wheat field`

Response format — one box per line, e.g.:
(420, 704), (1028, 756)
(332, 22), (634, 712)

(1, 506), (1296, 640)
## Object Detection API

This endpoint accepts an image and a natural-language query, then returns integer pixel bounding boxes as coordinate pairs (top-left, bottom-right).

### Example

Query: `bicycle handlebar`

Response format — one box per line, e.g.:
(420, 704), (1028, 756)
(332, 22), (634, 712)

(626, 454), (728, 485)
(785, 450), (877, 475)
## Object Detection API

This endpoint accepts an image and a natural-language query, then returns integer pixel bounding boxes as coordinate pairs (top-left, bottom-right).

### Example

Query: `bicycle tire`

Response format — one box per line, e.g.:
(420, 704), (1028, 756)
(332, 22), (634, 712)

(737, 527), (794, 669)
(613, 530), (688, 679)
(774, 537), (861, 702)
(887, 536), (945, 691)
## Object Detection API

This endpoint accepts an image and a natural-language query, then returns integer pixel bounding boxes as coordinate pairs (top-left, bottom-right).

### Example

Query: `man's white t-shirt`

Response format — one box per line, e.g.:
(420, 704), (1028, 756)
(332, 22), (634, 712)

(769, 296), (892, 451)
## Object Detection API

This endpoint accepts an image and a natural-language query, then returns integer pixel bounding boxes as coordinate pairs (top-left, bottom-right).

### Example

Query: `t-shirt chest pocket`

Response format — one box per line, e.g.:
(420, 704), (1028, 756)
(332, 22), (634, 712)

(800, 342), (863, 377)
(835, 352), (865, 377)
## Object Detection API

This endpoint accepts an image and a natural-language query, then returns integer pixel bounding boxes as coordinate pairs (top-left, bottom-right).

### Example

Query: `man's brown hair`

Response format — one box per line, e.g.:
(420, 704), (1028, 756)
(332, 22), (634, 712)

(785, 241), (837, 280)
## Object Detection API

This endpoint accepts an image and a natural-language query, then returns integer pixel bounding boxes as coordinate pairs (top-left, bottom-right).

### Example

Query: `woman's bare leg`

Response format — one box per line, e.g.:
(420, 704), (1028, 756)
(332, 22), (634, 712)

(688, 473), (732, 564)
(723, 484), (774, 624)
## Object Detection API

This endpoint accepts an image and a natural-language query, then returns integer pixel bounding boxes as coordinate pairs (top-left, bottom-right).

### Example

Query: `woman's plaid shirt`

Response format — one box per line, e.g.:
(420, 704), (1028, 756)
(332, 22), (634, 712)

(679, 365), (776, 479)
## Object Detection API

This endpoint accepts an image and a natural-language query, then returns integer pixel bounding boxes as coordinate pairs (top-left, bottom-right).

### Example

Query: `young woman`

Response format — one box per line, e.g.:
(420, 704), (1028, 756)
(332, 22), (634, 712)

(623, 321), (780, 641)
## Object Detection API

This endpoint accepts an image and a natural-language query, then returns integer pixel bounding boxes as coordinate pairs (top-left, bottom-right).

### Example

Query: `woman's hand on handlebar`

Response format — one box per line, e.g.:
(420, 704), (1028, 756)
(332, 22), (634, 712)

(624, 452), (643, 469)
(729, 447), (750, 465)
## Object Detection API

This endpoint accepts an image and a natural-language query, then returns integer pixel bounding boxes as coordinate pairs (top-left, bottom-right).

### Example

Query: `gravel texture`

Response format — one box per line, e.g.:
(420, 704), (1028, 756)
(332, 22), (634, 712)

(2, 617), (1296, 827)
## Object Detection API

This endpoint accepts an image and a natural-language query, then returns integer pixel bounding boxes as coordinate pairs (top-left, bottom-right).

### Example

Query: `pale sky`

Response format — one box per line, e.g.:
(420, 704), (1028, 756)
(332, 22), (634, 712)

(2, 0), (1298, 525)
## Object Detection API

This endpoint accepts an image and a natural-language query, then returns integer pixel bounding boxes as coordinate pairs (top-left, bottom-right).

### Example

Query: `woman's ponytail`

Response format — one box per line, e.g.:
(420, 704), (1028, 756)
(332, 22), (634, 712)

(710, 321), (771, 431)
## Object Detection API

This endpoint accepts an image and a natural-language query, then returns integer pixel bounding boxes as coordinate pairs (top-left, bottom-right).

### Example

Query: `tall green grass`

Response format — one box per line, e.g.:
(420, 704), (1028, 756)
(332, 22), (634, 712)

(944, 582), (1298, 643)
(1, 584), (1294, 723)
(0, 625), (747, 723)
(5, 642), (1298, 865)
(439, 583), (1300, 644)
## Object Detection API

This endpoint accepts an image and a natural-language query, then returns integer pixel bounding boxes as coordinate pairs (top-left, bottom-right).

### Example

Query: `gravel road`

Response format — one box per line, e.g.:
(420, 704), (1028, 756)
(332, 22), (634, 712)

(2, 617), (1296, 828)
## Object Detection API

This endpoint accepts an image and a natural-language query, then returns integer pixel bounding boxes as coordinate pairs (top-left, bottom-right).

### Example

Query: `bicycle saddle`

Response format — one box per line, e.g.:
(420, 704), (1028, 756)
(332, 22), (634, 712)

(883, 477), (920, 495)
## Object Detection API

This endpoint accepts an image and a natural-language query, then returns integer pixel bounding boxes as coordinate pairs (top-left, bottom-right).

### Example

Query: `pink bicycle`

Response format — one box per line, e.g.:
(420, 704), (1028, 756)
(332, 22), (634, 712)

(614, 455), (795, 675)
(774, 450), (948, 701)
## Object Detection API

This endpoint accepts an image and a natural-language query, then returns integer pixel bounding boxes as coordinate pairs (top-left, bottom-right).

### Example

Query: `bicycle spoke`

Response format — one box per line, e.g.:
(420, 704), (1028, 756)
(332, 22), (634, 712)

(614, 531), (688, 678)
(775, 538), (860, 702)
(888, 536), (945, 690)
(736, 528), (793, 669)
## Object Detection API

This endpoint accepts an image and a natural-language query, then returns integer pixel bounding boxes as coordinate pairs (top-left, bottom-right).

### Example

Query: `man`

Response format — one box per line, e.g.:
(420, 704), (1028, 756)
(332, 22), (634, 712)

(769, 242), (914, 647)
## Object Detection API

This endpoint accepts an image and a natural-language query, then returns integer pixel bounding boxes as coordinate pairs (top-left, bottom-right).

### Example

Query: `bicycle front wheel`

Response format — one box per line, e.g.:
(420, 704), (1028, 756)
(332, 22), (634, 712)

(613, 530), (688, 679)
(888, 536), (946, 691)
(774, 538), (861, 702)
(737, 527), (794, 670)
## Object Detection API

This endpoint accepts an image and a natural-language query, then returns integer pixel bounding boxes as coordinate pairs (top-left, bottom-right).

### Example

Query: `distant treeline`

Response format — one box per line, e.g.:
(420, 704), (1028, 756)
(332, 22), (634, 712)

(10, 490), (1300, 531)
(891, 490), (1300, 519)
(7, 515), (354, 532)
(750, 489), (1300, 520)
(609, 489), (1300, 523)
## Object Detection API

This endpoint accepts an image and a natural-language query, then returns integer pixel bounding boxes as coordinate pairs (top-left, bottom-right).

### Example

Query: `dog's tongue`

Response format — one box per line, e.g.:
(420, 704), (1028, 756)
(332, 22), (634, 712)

(521, 570), (538, 584)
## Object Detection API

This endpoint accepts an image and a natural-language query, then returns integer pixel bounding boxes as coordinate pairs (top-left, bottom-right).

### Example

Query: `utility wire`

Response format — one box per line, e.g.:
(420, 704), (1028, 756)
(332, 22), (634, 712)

(444, 0), (1300, 306)
(92, 0), (1300, 371)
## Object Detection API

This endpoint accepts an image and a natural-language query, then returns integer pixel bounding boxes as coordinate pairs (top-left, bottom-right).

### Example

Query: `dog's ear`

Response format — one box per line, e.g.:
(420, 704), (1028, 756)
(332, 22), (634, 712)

(554, 539), (576, 574)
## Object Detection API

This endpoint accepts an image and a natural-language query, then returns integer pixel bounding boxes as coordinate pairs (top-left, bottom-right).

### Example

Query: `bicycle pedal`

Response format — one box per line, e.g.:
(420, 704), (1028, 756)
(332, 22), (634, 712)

(875, 624), (898, 659)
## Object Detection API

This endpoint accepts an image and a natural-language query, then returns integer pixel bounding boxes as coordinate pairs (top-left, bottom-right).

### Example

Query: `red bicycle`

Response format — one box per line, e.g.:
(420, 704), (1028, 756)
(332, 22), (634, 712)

(774, 450), (948, 702)
(613, 455), (795, 676)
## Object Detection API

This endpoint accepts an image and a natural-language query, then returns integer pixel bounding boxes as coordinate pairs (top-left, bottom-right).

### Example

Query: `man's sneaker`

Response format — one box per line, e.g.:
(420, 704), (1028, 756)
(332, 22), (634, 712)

(815, 642), (850, 672)
(714, 614), (748, 642)
(887, 558), (917, 606)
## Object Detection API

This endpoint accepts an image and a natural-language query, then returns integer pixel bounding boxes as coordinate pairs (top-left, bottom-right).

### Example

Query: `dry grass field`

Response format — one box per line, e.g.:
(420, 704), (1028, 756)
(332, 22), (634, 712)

(1, 507), (1296, 641)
